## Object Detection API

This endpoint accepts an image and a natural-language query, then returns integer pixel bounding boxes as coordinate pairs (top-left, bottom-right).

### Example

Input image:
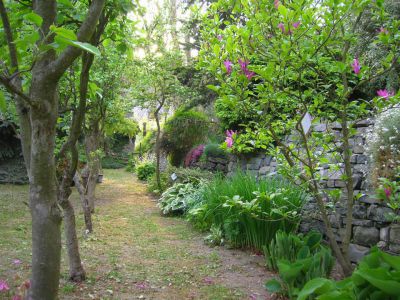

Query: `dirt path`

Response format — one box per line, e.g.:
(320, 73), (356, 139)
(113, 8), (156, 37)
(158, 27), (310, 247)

(0, 169), (274, 299)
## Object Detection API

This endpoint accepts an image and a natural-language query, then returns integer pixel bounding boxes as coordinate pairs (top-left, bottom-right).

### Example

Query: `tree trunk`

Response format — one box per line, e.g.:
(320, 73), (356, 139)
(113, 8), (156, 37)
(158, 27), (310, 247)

(74, 173), (93, 233)
(155, 112), (162, 190)
(28, 84), (62, 300)
(85, 121), (101, 213)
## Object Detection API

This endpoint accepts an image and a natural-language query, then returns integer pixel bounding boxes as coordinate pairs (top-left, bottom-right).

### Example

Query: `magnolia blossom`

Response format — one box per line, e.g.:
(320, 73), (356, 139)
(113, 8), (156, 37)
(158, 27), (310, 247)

(238, 59), (249, 72)
(0, 280), (9, 291)
(292, 21), (301, 29)
(225, 130), (236, 148)
(377, 89), (395, 100)
(277, 23), (285, 33)
(274, 0), (280, 9)
(351, 58), (361, 75)
(223, 60), (233, 74)
(384, 188), (391, 198)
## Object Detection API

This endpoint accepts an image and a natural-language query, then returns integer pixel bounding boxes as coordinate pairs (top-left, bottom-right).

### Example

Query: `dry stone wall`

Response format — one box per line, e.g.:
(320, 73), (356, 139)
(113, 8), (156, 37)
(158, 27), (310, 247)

(224, 119), (400, 260)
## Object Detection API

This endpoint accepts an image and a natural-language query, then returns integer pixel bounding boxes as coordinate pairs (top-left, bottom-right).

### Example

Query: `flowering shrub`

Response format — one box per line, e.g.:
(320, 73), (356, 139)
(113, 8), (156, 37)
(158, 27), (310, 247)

(199, 0), (400, 275)
(184, 144), (205, 167)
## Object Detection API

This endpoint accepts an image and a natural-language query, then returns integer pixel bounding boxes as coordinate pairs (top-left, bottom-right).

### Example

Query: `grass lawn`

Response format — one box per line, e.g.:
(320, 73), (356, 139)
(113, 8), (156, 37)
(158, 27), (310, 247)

(0, 169), (272, 299)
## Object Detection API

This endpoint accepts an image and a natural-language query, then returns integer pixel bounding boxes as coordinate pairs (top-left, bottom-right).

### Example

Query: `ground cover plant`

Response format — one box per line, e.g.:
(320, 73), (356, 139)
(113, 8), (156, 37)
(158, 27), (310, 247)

(298, 247), (400, 300)
(265, 231), (334, 299)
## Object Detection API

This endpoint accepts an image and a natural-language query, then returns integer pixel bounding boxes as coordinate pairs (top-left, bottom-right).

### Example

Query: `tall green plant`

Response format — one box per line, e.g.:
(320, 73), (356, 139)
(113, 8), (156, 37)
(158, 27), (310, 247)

(189, 172), (307, 250)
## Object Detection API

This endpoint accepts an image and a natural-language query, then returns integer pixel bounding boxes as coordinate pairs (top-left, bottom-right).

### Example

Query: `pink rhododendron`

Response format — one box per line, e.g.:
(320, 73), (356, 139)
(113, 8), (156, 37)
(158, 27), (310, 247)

(377, 89), (394, 100)
(223, 60), (233, 74)
(274, 0), (280, 9)
(13, 259), (21, 265)
(184, 144), (205, 167)
(351, 58), (361, 74)
(0, 280), (9, 291)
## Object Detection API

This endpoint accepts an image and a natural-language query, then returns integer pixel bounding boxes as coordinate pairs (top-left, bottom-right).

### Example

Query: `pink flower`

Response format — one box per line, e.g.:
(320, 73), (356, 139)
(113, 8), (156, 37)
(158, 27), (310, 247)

(292, 21), (301, 29)
(277, 23), (285, 33)
(223, 60), (233, 74)
(245, 70), (256, 80)
(23, 280), (30, 289)
(238, 59), (249, 72)
(274, 0), (280, 9)
(0, 280), (9, 291)
(217, 34), (223, 41)
(13, 259), (21, 265)
(225, 130), (236, 148)
(351, 58), (361, 75)
(13, 296), (23, 300)
(384, 188), (391, 198)
(203, 277), (214, 284)
(377, 89), (395, 100)
(379, 27), (389, 35)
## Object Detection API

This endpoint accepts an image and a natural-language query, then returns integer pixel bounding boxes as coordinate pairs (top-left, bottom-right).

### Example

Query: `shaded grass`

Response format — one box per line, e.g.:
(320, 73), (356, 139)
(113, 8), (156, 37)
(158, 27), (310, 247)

(0, 169), (257, 299)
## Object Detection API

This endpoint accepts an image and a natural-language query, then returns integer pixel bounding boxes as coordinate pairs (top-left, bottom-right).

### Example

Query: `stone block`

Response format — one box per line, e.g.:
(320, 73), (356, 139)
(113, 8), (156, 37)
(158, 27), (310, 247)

(353, 145), (365, 154)
(313, 123), (327, 132)
(259, 166), (270, 175)
(389, 243), (400, 254)
(352, 204), (367, 219)
(349, 243), (370, 263)
(353, 226), (379, 247)
(328, 214), (340, 228)
(355, 119), (374, 128)
(334, 180), (346, 188)
(367, 205), (393, 222)
(343, 219), (374, 227)
(389, 224), (400, 244)
(357, 155), (368, 164)
(380, 226), (390, 242)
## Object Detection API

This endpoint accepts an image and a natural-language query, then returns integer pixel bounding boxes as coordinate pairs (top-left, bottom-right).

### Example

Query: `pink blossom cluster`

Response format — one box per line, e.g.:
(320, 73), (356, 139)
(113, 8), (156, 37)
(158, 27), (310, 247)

(223, 59), (255, 80)
(225, 130), (236, 148)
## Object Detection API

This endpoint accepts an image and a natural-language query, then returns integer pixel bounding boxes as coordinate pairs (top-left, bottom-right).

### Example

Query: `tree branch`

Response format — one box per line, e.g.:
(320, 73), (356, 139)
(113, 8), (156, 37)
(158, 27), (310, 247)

(49, 0), (106, 80)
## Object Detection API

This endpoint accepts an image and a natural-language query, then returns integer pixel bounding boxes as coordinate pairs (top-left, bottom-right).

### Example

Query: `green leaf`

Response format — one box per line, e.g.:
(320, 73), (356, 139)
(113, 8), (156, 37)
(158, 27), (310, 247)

(297, 278), (334, 300)
(24, 12), (43, 26)
(50, 25), (77, 41)
(70, 41), (101, 56)
(58, 0), (74, 7)
(265, 279), (282, 293)
(0, 90), (6, 113)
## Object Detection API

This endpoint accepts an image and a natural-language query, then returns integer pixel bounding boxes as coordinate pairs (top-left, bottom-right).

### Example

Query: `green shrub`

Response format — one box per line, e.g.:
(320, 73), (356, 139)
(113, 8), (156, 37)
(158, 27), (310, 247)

(125, 155), (137, 172)
(188, 172), (307, 250)
(147, 172), (169, 195)
(101, 156), (126, 169)
(265, 231), (334, 299)
(203, 143), (227, 158)
(158, 179), (207, 215)
(136, 161), (156, 181)
(165, 166), (215, 185)
(297, 247), (400, 300)
(161, 108), (210, 166)
(263, 230), (324, 272)
(135, 130), (156, 155)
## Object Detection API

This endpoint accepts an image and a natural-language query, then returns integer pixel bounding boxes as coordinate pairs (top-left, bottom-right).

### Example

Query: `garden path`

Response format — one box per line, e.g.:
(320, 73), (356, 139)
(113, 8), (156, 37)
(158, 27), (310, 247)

(0, 169), (274, 299)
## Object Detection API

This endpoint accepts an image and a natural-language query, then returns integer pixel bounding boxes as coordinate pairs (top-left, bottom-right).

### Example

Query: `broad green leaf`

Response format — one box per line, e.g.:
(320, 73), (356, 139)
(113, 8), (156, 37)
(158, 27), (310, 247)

(354, 268), (400, 295)
(50, 25), (77, 41)
(24, 12), (43, 27)
(58, 0), (74, 7)
(297, 278), (334, 300)
(70, 41), (101, 56)
(265, 279), (282, 293)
